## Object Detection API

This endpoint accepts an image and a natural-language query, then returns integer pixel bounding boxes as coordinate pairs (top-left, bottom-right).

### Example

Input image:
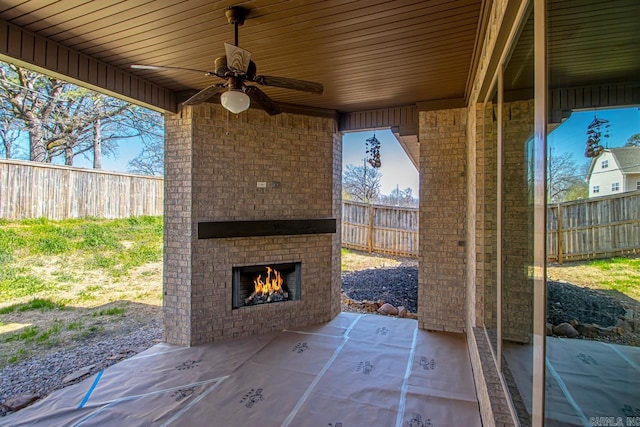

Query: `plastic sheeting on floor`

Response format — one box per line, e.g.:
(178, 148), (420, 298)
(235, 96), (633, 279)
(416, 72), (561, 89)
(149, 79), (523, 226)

(504, 337), (640, 426)
(1, 313), (481, 427)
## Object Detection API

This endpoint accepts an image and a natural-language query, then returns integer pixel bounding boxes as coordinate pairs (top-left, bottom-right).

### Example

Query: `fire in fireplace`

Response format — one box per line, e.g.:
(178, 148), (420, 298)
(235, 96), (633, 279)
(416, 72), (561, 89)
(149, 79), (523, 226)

(247, 266), (286, 304)
(232, 262), (301, 309)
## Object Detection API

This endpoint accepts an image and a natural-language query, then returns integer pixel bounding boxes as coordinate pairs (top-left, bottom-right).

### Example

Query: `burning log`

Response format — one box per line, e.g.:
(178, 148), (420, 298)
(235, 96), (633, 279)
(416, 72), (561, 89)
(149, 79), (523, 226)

(245, 292), (257, 305)
(244, 266), (289, 306)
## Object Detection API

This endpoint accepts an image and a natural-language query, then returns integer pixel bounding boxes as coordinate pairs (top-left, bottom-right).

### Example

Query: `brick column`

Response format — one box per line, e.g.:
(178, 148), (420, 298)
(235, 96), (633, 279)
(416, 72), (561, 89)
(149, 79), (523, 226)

(331, 132), (343, 318)
(418, 108), (467, 333)
(163, 109), (194, 346)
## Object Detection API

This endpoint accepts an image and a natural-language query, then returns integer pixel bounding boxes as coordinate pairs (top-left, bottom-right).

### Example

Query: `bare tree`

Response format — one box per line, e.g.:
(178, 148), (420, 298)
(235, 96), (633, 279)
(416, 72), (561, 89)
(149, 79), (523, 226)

(126, 108), (164, 176)
(382, 186), (417, 207)
(128, 137), (164, 176)
(0, 103), (20, 158)
(342, 163), (382, 203)
(548, 149), (588, 202)
(0, 64), (64, 162)
(0, 61), (162, 169)
(42, 87), (130, 167)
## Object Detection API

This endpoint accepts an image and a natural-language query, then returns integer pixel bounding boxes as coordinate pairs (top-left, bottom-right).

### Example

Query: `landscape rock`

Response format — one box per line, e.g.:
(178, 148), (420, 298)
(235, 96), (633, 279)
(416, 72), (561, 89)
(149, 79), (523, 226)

(617, 313), (638, 333)
(106, 351), (132, 361)
(398, 306), (407, 318)
(1, 393), (39, 412)
(405, 312), (418, 320)
(596, 326), (623, 337)
(362, 300), (378, 312)
(546, 323), (553, 336)
(575, 323), (599, 338)
(552, 322), (579, 338)
(62, 364), (95, 384)
(377, 303), (399, 316)
(615, 318), (633, 333)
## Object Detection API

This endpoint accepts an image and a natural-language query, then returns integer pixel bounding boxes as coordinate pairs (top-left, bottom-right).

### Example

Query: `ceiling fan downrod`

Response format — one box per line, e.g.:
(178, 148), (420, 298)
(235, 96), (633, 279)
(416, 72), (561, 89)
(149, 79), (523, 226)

(225, 6), (248, 47)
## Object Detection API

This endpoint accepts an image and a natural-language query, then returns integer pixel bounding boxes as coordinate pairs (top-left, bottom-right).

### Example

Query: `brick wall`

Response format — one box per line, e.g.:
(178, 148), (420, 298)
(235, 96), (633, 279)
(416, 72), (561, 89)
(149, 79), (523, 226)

(466, 102), (478, 334)
(418, 107), (467, 333)
(163, 109), (194, 346)
(163, 104), (340, 345)
(501, 99), (535, 343)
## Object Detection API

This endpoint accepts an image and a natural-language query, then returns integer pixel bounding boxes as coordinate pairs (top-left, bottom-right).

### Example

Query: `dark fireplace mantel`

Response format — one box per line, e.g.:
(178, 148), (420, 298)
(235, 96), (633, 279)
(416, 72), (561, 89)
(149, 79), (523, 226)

(198, 218), (336, 239)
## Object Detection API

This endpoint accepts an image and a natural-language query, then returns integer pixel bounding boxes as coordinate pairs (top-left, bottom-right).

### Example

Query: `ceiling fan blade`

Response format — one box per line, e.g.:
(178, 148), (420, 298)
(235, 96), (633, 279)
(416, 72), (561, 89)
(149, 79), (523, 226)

(245, 86), (281, 116)
(182, 84), (227, 106)
(256, 75), (323, 95)
(224, 43), (252, 73)
(131, 64), (213, 75)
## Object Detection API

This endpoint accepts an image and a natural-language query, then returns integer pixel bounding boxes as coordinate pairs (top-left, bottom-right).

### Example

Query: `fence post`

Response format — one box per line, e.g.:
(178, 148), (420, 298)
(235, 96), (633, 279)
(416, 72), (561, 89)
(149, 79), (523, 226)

(368, 204), (374, 253)
(557, 203), (563, 264)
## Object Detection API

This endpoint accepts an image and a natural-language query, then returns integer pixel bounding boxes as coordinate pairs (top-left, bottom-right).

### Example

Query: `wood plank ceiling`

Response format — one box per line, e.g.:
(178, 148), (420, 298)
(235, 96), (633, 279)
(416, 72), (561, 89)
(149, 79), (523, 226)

(503, 0), (640, 94)
(0, 0), (485, 114)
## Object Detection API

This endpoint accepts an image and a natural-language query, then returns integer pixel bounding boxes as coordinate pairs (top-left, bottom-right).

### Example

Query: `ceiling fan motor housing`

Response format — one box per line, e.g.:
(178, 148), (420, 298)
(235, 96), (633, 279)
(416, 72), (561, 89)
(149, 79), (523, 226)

(214, 56), (256, 79)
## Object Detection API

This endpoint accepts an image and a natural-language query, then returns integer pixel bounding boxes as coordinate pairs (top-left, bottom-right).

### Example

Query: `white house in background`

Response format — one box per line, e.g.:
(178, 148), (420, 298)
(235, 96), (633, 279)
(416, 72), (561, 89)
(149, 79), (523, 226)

(586, 146), (640, 198)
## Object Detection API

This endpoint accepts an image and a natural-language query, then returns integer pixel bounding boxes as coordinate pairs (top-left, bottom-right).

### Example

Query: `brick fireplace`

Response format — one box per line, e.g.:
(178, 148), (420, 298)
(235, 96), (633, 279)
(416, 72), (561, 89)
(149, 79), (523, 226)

(163, 104), (342, 346)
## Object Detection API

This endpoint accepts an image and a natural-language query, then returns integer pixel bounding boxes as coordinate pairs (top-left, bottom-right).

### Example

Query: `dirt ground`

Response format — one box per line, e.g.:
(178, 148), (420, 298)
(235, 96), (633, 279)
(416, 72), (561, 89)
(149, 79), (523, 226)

(341, 249), (417, 271)
(0, 262), (162, 368)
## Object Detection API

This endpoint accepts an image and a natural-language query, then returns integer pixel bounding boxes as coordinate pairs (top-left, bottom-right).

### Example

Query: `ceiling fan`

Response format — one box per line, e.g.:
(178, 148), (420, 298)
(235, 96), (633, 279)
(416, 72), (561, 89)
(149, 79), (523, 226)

(131, 6), (323, 115)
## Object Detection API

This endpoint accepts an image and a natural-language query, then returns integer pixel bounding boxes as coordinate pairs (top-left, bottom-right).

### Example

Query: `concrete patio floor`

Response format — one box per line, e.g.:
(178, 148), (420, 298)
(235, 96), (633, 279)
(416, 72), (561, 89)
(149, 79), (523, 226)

(1, 313), (482, 426)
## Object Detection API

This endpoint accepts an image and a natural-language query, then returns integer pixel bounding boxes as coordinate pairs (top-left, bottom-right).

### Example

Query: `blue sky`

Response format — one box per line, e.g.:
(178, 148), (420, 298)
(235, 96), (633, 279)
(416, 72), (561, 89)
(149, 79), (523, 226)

(548, 107), (640, 165)
(72, 137), (142, 172)
(342, 129), (419, 196)
(9, 134), (142, 172)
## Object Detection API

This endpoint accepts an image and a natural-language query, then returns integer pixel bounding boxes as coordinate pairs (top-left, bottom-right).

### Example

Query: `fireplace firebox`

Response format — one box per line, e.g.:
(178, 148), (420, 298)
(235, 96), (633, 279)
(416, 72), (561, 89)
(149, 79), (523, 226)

(232, 262), (301, 309)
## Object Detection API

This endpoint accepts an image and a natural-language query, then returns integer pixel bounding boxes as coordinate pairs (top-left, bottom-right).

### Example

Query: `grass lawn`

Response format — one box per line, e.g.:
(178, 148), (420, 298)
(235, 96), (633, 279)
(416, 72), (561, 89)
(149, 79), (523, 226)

(0, 216), (163, 368)
(547, 255), (640, 303)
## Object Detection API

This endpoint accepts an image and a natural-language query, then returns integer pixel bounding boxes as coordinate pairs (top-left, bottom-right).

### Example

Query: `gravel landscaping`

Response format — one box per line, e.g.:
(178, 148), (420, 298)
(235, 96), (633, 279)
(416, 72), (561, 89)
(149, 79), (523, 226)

(341, 266), (419, 313)
(547, 280), (626, 327)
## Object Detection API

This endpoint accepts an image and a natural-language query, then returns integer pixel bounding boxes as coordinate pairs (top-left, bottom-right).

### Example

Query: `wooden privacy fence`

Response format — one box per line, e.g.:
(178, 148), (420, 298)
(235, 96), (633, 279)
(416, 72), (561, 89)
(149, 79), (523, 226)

(547, 190), (640, 263)
(0, 159), (163, 220)
(345, 191), (640, 262)
(342, 201), (419, 257)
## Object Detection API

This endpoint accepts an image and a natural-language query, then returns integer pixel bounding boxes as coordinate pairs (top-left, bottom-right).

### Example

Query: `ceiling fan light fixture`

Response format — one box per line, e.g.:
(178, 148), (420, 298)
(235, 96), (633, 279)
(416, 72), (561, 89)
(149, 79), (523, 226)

(221, 89), (250, 114)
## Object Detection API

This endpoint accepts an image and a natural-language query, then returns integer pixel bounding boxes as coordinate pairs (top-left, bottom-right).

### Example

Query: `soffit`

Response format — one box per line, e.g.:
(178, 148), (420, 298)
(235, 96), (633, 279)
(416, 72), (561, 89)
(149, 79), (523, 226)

(0, 0), (484, 113)
(505, 0), (640, 93)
